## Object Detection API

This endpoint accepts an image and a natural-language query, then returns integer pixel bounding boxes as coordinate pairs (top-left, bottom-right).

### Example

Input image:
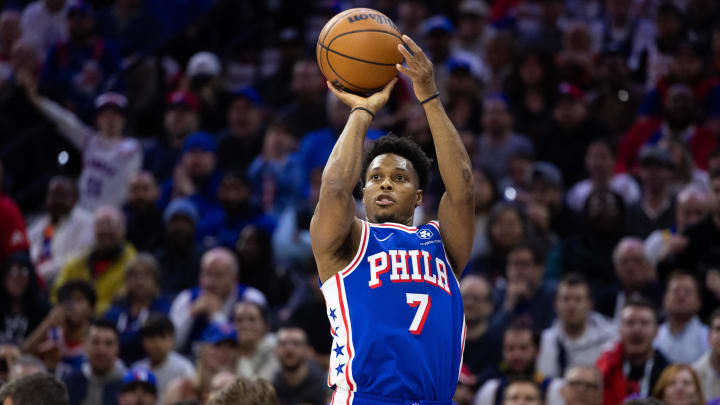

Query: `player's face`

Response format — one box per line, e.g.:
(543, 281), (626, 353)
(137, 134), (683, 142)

(363, 153), (422, 225)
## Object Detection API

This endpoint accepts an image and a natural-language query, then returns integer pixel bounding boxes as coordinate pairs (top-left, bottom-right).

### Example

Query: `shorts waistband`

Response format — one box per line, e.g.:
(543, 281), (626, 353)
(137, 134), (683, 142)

(331, 389), (454, 405)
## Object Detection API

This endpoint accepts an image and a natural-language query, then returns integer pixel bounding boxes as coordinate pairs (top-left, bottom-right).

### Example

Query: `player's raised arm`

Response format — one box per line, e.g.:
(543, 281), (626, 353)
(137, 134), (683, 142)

(310, 79), (397, 282)
(397, 35), (474, 275)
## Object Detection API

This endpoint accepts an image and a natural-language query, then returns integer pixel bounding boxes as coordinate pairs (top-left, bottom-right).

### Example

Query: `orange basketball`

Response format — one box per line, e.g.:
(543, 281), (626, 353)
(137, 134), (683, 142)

(316, 8), (403, 94)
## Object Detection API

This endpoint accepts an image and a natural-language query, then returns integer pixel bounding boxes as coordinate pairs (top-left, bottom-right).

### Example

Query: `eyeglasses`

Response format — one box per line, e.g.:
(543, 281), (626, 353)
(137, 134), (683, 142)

(566, 380), (601, 391)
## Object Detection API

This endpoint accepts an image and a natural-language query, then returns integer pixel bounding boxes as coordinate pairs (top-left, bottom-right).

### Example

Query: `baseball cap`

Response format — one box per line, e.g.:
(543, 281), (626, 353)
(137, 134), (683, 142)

(638, 146), (675, 168)
(532, 161), (563, 188)
(121, 368), (157, 394)
(557, 82), (584, 102)
(421, 15), (454, 36)
(459, 0), (488, 17)
(167, 90), (200, 111)
(163, 198), (199, 225)
(229, 87), (262, 107)
(95, 92), (127, 111)
(186, 51), (221, 77)
(448, 58), (472, 75)
(201, 322), (237, 345)
(182, 131), (217, 154)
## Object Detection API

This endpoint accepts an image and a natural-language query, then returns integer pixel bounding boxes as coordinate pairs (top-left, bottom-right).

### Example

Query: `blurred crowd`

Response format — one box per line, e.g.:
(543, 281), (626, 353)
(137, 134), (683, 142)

(1, 0), (720, 405)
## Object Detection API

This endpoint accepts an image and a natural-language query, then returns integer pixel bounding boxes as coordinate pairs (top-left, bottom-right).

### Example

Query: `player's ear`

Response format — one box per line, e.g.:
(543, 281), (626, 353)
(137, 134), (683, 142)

(415, 189), (423, 207)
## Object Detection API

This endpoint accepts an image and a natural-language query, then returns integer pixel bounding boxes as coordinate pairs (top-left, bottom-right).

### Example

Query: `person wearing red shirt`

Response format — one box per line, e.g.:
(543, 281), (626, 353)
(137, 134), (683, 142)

(0, 160), (29, 262)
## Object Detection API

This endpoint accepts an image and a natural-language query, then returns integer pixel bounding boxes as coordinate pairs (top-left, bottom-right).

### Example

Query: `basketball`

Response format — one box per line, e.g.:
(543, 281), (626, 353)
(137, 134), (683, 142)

(316, 8), (404, 94)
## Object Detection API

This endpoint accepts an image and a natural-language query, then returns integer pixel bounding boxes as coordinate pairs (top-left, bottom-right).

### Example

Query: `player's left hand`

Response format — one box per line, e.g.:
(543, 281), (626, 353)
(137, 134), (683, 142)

(396, 34), (438, 102)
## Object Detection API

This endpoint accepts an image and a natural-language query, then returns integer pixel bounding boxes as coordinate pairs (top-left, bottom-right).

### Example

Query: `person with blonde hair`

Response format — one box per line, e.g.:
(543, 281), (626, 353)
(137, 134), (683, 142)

(651, 364), (705, 405)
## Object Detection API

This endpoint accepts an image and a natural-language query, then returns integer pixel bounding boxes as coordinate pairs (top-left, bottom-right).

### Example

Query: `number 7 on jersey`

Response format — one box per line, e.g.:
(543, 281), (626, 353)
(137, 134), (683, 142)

(406, 293), (431, 335)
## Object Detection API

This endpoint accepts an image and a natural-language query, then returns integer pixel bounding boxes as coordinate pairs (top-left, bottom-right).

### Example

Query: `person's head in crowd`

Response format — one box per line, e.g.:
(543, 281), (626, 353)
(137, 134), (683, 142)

(327, 90), (352, 131)
(206, 376), (278, 405)
(93, 205), (127, 255)
(447, 60), (477, 101)
(217, 171), (251, 216)
(10, 39), (41, 74)
(488, 31), (515, 73)
(605, 0), (631, 24)
(710, 169), (720, 217)
(124, 254), (161, 305)
(667, 140), (701, 187)
(181, 132), (217, 180)
(200, 248), (238, 300)
(140, 313), (175, 366)
(487, 203), (527, 255)
(275, 326), (310, 374)
(560, 365), (603, 405)
(655, 3), (685, 44)
(233, 301), (268, 352)
(460, 274), (494, 328)
(638, 146), (674, 196)
(457, 0), (488, 42)
(118, 368), (157, 405)
(165, 91), (200, 147)
(9, 355), (47, 380)
(555, 273), (593, 336)
(200, 322), (238, 379)
(261, 120), (295, 161)
(236, 225), (272, 271)
(553, 83), (587, 129)
(663, 271), (701, 324)
(1, 252), (43, 318)
(127, 171), (159, 211)
(613, 237), (656, 291)
(709, 309), (720, 362)
(45, 176), (77, 222)
(95, 92), (127, 139)
(651, 364), (705, 405)
(482, 95), (513, 138)
(56, 280), (96, 327)
(530, 162), (564, 211)
(558, 23), (594, 85)
(290, 59), (325, 101)
(186, 51), (222, 95)
(502, 377), (542, 405)
(226, 88), (262, 138)
(0, 10), (21, 56)
(454, 364), (477, 405)
(596, 46), (631, 87)
(502, 322), (539, 375)
(422, 15), (453, 62)
(585, 140), (616, 185)
(583, 188), (625, 235)
(664, 83), (697, 129)
(670, 41), (703, 83)
(473, 167), (499, 213)
(163, 198), (198, 248)
(619, 296), (659, 364)
(0, 372), (69, 405)
(506, 241), (547, 297)
(86, 319), (120, 376)
(506, 149), (535, 195)
(516, 51), (552, 91)
(67, 2), (95, 43)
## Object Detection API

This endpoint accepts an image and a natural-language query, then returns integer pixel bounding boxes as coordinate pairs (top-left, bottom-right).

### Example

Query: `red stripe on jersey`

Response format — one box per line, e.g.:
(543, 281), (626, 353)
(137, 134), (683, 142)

(343, 222), (369, 276)
(335, 274), (354, 391)
(370, 222), (417, 232)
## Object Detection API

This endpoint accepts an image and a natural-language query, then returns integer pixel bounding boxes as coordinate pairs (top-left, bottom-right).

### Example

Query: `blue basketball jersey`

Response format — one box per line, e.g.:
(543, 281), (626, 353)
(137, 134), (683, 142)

(321, 220), (466, 405)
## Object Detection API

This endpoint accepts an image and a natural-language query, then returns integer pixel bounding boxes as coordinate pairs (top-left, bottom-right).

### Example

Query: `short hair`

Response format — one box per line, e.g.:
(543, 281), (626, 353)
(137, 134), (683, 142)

(207, 376), (278, 405)
(612, 237), (646, 266)
(665, 270), (700, 295)
(504, 320), (540, 348)
(0, 372), (69, 405)
(558, 272), (591, 297)
(125, 253), (161, 284)
(508, 240), (547, 266)
(362, 133), (433, 190)
(652, 365), (705, 405)
(622, 295), (659, 322)
(140, 312), (175, 338)
(563, 364), (602, 387)
(503, 376), (541, 401)
(587, 138), (617, 157)
(90, 318), (119, 340)
(57, 279), (97, 309)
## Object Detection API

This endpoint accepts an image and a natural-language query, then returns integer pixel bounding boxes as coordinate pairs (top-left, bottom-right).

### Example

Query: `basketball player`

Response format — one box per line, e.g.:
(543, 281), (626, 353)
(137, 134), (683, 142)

(311, 35), (474, 404)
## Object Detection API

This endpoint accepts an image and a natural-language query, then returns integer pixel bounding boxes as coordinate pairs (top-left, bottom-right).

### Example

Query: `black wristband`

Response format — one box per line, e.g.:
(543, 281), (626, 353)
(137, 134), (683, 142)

(420, 92), (440, 105)
(351, 106), (375, 119)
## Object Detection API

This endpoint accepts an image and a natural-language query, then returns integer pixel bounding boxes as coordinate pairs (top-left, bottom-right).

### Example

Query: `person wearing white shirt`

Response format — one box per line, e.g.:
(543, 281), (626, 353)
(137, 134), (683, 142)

(654, 271), (708, 364)
(20, 0), (69, 56)
(27, 176), (94, 283)
(692, 309), (720, 402)
(169, 247), (266, 355)
(537, 274), (617, 378)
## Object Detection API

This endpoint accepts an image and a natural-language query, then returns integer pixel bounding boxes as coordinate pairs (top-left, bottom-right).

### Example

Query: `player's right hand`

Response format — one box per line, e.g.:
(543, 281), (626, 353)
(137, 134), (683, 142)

(327, 78), (397, 115)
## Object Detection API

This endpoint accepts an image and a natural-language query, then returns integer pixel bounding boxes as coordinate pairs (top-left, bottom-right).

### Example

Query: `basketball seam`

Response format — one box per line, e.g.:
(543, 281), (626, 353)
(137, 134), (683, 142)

(318, 9), (355, 79)
(317, 41), (399, 67)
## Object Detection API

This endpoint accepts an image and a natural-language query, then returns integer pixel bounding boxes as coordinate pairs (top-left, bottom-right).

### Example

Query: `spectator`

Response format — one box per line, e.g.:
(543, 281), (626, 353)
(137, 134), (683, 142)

(644, 185), (709, 267)
(595, 237), (662, 321)
(528, 161), (576, 239)
(19, 0), (69, 56)
(667, 139), (709, 193)
(472, 203), (528, 280)
(271, 326), (328, 405)
(170, 247), (266, 354)
(24, 280), (95, 373)
(28, 175), (94, 283)
(62, 319), (126, 405)
(123, 171), (164, 253)
(498, 378), (542, 405)
(93, 0), (162, 58)
(184, 51), (224, 131)
(625, 146), (677, 238)
(282, 59), (327, 138)
(474, 324), (552, 405)
(154, 198), (202, 297)
(0, 372), (69, 405)
(651, 365), (705, 405)
(284, 261), (330, 363)
(596, 297), (670, 405)
(461, 274), (502, 384)
(566, 140), (641, 214)
(452, 0), (494, 59)
(537, 274), (617, 379)
(216, 89), (264, 174)
(21, 72), (142, 211)
(560, 366), (603, 405)
(474, 96), (534, 181)
(469, 167), (500, 262)
(51, 205), (137, 315)
(692, 308), (720, 402)
(455, 365), (478, 405)
(195, 322), (238, 400)
(143, 91), (200, 183)
(103, 254), (171, 365)
(207, 376), (278, 405)
(654, 271), (708, 364)
(0, 10), (21, 63)
(8, 354), (47, 380)
(117, 368), (158, 405)
(233, 301), (279, 381)
(133, 313), (195, 404)
(492, 242), (557, 332)
(588, 0), (653, 57)
(0, 161), (30, 263)
(0, 252), (50, 346)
